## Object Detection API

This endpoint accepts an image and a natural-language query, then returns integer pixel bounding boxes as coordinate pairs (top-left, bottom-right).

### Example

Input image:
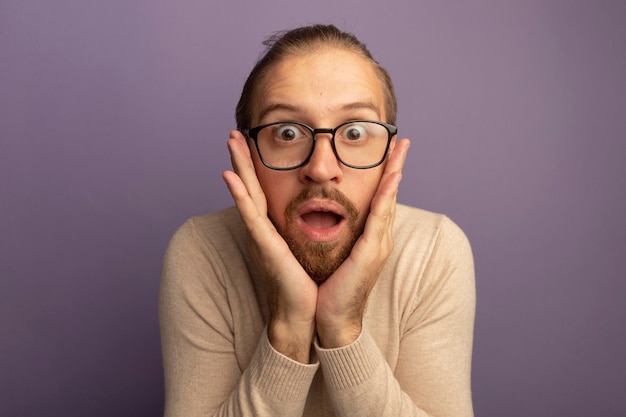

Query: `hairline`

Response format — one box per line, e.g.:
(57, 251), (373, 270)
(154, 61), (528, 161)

(236, 29), (397, 130)
(251, 46), (389, 126)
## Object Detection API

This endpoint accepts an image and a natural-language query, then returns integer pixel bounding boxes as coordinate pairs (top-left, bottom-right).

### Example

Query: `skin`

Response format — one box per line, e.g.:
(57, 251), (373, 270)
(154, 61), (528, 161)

(223, 47), (411, 363)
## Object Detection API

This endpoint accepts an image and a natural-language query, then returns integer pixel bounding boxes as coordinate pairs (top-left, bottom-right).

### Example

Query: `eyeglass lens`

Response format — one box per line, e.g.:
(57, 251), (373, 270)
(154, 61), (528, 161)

(255, 121), (390, 169)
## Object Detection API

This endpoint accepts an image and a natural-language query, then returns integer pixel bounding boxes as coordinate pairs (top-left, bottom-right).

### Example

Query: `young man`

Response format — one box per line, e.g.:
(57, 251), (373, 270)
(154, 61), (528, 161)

(160, 24), (475, 416)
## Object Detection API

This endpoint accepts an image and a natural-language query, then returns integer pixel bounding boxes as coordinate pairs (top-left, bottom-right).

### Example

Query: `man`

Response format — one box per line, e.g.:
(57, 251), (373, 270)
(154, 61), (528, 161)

(160, 24), (475, 416)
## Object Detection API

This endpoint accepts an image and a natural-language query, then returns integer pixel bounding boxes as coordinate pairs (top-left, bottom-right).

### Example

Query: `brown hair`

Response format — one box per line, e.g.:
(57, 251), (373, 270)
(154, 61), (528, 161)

(235, 24), (397, 130)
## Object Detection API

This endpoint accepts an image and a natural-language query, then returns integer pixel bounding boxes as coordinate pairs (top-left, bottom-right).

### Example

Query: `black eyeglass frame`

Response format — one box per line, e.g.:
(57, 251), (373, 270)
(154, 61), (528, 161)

(241, 120), (398, 171)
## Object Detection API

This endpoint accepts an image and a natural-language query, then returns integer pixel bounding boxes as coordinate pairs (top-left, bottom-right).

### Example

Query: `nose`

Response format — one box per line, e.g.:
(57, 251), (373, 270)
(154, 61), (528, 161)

(298, 134), (343, 185)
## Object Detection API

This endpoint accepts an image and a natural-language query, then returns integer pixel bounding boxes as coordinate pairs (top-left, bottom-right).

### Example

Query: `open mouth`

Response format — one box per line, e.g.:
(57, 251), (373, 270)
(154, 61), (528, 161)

(301, 210), (343, 230)
(291, 196), (351, 242)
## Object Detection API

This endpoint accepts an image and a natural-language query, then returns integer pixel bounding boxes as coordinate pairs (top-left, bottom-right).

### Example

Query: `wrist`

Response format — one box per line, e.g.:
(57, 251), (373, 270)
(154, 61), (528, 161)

(316, 319), (362, 348)
(268, 318), (315, 363)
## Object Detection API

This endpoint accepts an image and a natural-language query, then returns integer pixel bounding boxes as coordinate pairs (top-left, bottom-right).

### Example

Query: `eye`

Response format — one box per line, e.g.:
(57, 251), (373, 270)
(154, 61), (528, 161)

(274, 124), (306, 142)
(341, 123), (368, 141)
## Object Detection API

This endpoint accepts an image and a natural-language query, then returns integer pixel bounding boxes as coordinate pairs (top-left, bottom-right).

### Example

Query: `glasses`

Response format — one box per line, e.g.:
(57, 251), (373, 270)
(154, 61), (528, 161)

(243, 120), (397, 170)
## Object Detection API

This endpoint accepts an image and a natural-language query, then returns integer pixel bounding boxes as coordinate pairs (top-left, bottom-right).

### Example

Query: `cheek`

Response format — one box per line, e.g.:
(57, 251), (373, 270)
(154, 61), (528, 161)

(255, 169), (293, 228)
(349, 170), (383, 211)
(264, 186), (289, 225)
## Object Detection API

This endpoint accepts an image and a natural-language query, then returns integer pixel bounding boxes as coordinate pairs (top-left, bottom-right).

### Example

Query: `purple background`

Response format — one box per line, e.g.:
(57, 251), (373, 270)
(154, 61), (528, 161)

(2, 1), (625, 416)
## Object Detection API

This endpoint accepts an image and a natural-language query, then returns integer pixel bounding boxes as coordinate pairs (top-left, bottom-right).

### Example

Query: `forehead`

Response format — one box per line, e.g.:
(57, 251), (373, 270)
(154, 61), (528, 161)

(252, 47), (386, 125)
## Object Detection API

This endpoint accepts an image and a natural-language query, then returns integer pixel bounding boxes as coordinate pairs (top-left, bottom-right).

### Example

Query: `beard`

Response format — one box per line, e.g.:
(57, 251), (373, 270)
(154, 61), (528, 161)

(271, 186), (364, 285)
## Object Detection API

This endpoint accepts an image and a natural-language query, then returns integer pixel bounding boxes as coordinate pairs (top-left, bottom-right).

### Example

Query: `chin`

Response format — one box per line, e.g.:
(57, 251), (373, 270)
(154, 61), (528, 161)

(289, 235), (356, 285)
(272, 204), (364, 283)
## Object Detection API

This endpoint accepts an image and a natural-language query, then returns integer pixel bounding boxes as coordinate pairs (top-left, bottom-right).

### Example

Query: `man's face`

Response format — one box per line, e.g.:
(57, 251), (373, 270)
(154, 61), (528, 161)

(249, 47), (395, 283)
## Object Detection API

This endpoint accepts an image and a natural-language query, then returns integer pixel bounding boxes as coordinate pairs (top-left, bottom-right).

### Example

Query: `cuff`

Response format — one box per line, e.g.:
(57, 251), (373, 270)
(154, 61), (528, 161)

(314, 327), (384, 390)
(248, 326), (319, 401)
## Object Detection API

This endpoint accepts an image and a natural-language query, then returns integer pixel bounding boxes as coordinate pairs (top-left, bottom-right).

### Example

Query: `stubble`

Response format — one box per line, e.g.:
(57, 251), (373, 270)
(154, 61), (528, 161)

(274, 186), (364, 284)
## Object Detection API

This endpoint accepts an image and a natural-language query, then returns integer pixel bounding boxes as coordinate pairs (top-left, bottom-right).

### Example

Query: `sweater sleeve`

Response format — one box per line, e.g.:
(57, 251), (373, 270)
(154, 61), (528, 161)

(315, 328), (429, 417)
(159, 219), (319, 417)
(314, 215), (475, 417)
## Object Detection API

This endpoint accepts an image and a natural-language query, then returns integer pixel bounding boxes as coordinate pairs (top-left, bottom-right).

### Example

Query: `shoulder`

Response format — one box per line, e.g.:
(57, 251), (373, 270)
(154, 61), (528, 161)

(369, 205), (475, 344)
(184, 206), (244, 238)
(163, 207), (248, 275)
(168, 207), (245, 251)
(387, 204), (475, 319)
(389, 204), (474, 292)
(393, 204), (470, 252)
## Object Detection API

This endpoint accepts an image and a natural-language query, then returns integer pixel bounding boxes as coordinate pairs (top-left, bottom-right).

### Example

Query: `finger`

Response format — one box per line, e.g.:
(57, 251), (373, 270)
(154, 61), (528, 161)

(222, 170), (264, 228)
(370, 137), (410, 222)
(355, 138), (410, 253)
(227, 130), (252, 174)
(382, 137), (411, 183)
(366, 137), (408, 217)
(370, 137), (410, 225)
(227, 130), (267, 214)
(222, 169), (250, 204)
(361, 172), (401, 243)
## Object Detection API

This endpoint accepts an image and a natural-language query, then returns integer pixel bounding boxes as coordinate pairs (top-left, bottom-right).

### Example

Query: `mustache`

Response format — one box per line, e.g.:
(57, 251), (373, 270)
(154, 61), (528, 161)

(285, 186), (359, 222)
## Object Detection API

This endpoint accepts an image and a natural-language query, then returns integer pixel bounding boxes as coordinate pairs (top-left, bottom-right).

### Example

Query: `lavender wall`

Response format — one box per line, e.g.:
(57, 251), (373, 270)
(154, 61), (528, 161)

(2, 1), (625, 416)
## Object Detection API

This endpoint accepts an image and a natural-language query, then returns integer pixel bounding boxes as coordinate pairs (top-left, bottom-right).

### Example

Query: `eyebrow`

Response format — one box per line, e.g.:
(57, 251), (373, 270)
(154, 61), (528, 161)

(340, 102), (382, 118)
(257, 103), (300, 124)
(257, 101), (382, 125)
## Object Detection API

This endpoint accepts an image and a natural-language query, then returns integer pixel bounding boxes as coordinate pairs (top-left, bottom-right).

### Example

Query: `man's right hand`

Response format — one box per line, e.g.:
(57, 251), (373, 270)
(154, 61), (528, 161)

(223, 130), (317, 363)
